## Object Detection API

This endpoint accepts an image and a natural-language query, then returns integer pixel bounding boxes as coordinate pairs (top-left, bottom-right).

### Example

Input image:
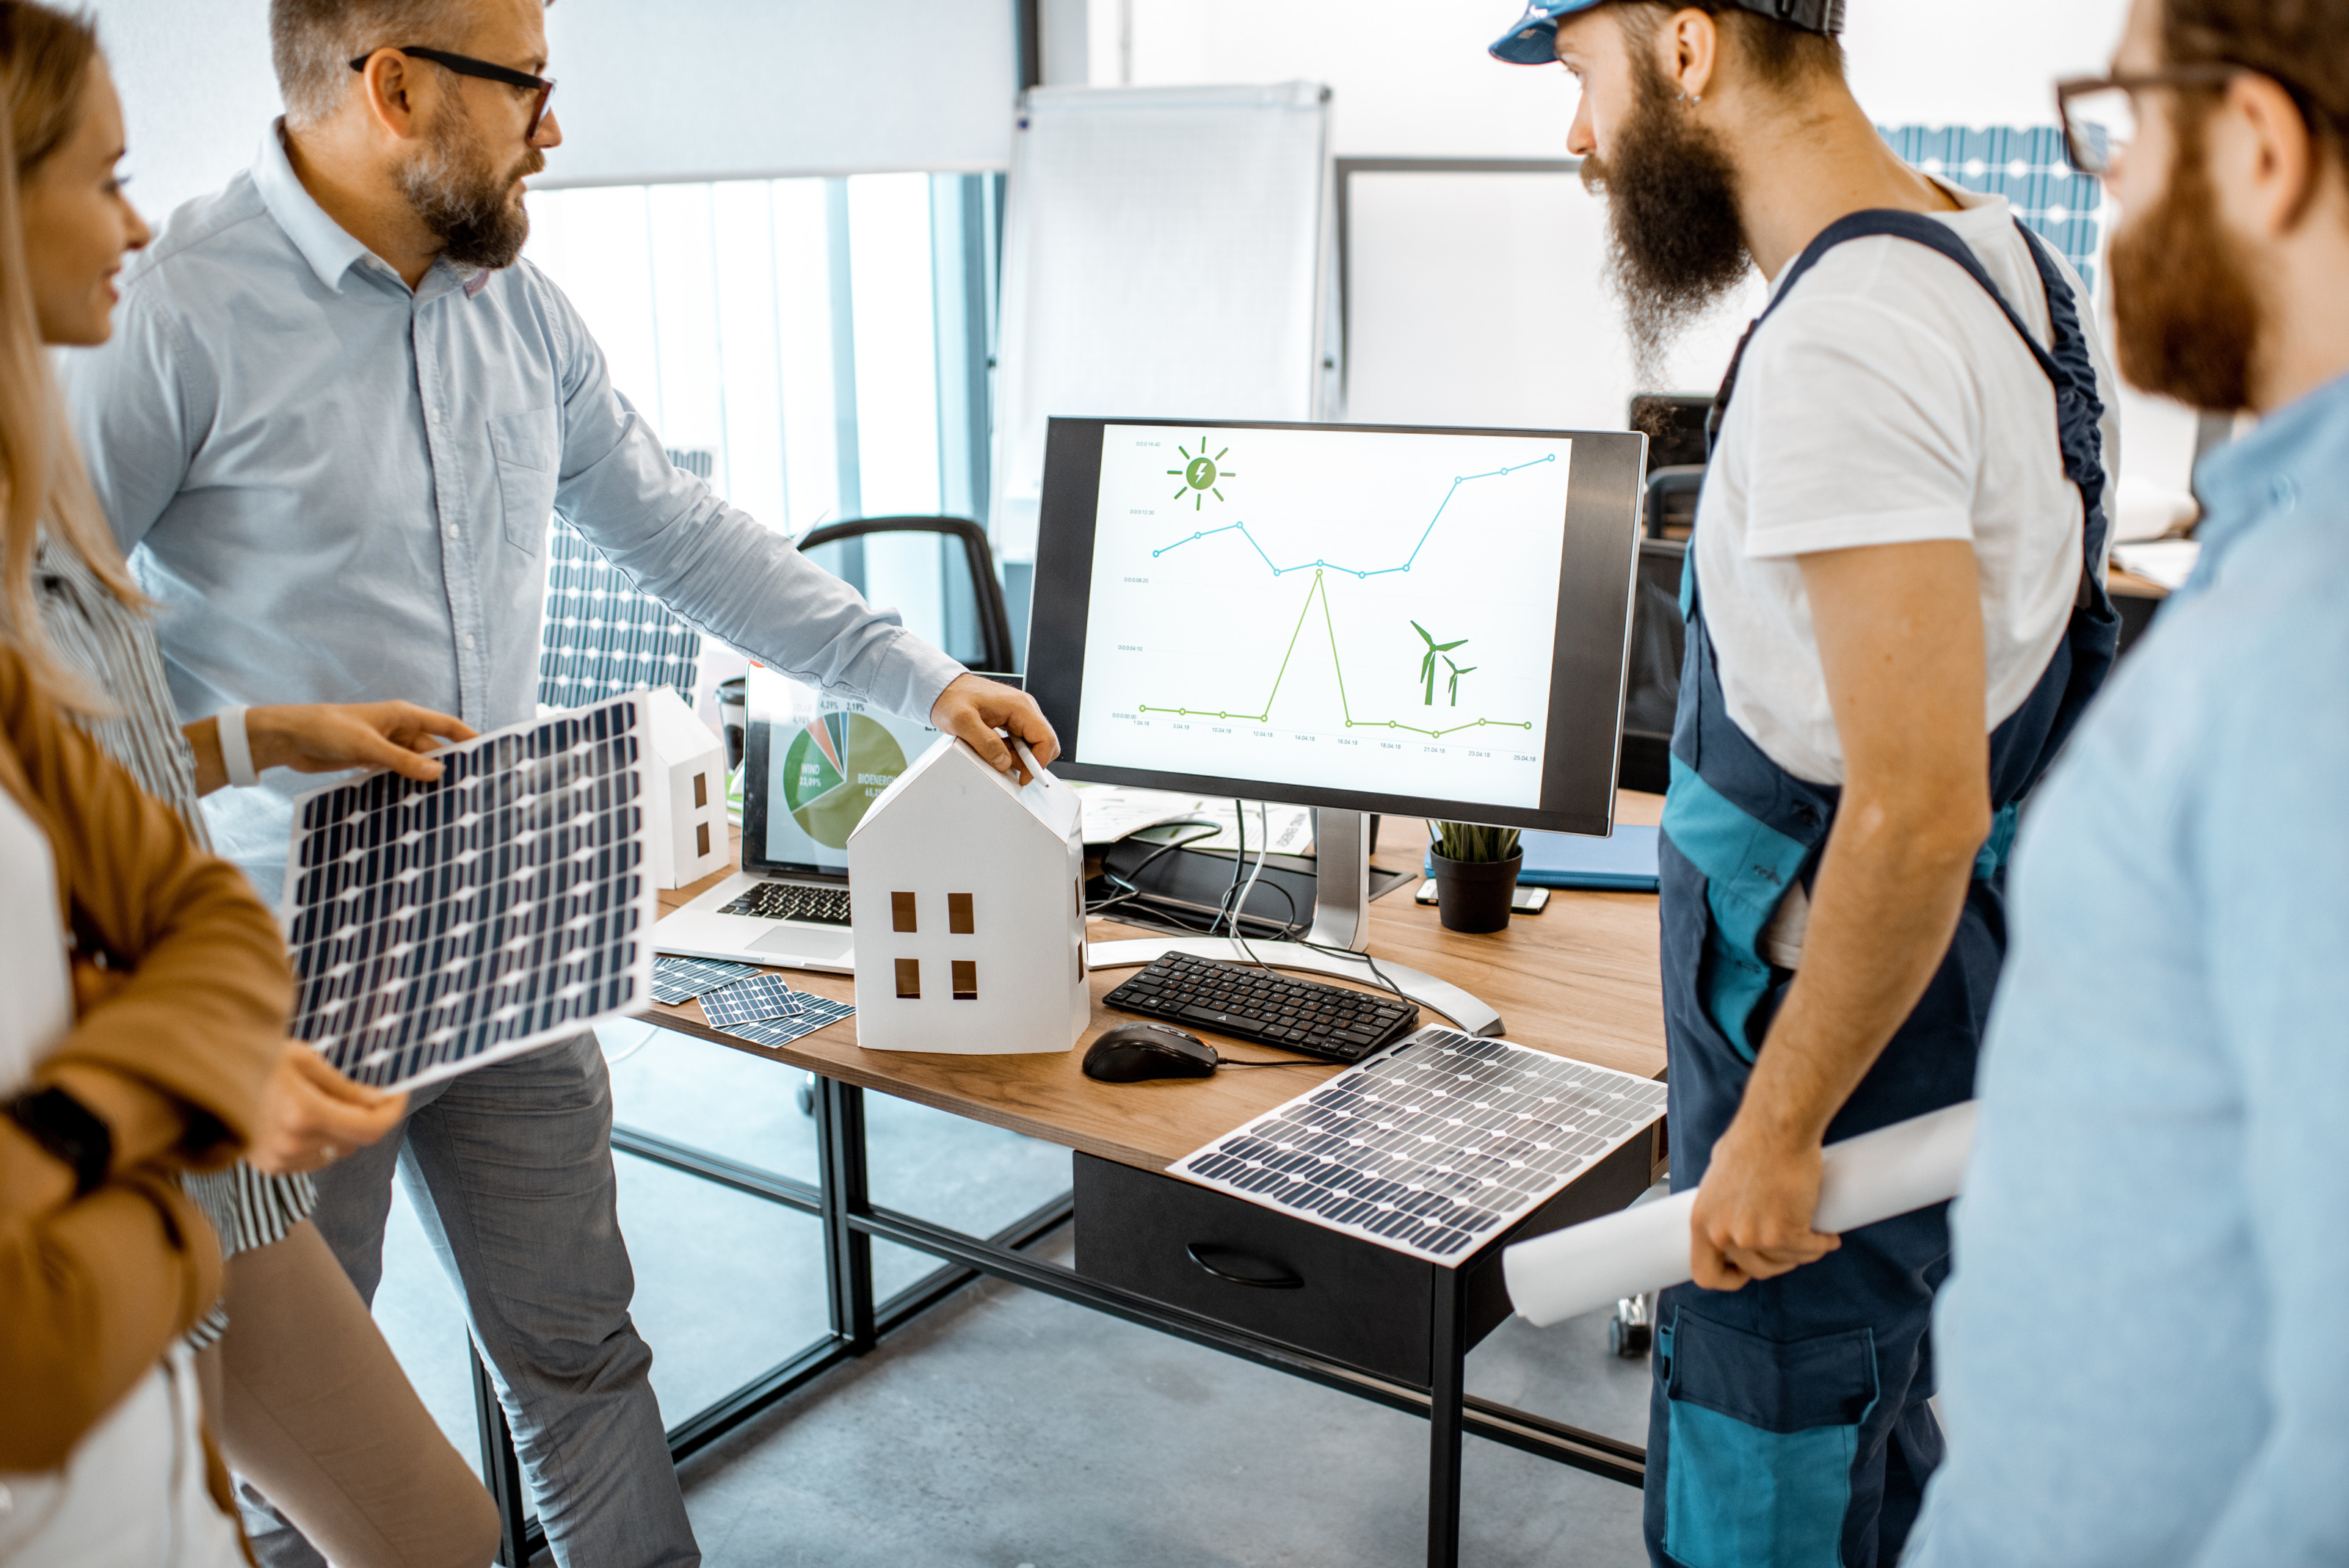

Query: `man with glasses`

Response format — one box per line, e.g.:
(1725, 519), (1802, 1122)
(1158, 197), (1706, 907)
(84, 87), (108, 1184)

(1907, 2), (2349, 1561)
(59, 1), (1054, 1564)
(1487, 2), (2124, 1562)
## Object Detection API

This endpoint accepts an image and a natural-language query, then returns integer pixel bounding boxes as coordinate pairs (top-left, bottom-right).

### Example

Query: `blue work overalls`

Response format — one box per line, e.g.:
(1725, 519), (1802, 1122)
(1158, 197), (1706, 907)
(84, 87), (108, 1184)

(1645, 211), (2121, 1568)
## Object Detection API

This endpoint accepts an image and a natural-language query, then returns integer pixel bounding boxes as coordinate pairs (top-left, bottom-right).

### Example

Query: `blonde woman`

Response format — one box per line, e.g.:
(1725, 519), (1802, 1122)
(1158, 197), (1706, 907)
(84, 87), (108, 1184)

(1, 5), (498, 1563)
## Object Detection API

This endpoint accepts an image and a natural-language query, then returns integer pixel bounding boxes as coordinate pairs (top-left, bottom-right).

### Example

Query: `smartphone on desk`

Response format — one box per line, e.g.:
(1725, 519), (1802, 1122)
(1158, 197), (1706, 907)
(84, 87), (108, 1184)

(1415, 879), (1549, 914)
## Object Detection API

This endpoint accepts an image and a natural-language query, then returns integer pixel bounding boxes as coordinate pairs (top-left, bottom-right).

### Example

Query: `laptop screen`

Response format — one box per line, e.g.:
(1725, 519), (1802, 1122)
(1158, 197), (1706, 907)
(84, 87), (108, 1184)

(743, 664), (942, 879)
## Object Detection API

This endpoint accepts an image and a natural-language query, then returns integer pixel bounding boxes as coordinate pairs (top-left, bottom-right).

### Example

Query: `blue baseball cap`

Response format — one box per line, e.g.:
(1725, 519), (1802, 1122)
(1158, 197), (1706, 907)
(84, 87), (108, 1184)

(1488, 0), (1845, 65)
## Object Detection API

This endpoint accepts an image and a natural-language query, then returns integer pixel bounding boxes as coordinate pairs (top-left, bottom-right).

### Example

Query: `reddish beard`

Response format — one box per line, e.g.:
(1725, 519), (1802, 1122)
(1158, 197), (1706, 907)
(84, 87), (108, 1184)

(2108, 104), (2262, 411)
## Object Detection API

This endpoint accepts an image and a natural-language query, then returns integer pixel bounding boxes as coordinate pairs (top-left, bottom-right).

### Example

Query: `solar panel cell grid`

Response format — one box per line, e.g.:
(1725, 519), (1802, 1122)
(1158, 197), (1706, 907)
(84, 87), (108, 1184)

(284, 696), (655, 1089)
(1172, 1028), (1668, 1265)
(1879, 123), (2106, 294)
(538, 518), (702, 711)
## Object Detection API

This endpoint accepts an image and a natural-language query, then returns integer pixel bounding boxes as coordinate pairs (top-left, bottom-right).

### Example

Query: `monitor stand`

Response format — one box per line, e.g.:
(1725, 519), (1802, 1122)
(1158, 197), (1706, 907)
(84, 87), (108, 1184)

(1084, 809), (1505, 1037)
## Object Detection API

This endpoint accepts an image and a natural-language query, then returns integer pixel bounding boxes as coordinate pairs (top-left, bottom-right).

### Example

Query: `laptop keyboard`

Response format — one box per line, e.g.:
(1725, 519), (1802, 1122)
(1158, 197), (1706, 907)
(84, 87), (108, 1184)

(717, 880), (853, 926)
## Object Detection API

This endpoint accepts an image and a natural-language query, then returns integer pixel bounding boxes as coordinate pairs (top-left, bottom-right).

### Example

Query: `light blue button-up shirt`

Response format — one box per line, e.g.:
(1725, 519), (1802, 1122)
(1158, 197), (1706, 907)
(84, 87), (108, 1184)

(59, 126), (963, 900)
(1906, 369), (2349, 1565)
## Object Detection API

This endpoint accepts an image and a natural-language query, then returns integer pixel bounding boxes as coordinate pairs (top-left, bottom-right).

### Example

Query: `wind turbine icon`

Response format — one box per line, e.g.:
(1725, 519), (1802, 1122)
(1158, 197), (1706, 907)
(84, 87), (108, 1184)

(1442, 656), (1476, 707)
(1412, 622), (1468, 706)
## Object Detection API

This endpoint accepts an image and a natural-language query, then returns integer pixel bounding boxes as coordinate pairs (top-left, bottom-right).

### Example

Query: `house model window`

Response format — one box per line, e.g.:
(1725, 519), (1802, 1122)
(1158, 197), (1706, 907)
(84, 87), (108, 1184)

(948, 893), (975, 934)
(951, 960), (979, 1001)
(895, 958), (921, 999)
(892, 892), (918, 933)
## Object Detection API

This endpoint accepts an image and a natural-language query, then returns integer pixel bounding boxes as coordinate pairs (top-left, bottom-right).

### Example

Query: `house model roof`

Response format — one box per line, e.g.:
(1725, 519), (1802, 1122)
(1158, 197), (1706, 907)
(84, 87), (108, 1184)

(852, 736), (1080, 842)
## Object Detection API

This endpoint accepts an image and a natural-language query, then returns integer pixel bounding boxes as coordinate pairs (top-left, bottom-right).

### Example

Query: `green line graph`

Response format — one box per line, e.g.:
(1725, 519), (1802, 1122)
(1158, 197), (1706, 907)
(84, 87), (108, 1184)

(1136, 570), (1533, 740)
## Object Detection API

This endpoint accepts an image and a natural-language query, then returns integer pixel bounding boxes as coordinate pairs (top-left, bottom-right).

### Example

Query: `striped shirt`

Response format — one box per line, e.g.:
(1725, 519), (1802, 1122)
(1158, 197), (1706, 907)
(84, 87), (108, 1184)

(34, 531), (313, 1340)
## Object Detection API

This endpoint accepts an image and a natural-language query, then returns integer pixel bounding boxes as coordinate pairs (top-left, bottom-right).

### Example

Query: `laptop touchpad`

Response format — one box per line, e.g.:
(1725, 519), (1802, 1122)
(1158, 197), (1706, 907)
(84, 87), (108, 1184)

(747, 923), (856, 962)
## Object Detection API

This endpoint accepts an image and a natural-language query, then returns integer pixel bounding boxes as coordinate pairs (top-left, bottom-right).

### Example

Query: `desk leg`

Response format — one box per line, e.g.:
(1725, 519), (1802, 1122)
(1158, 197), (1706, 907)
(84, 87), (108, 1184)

(1428, 1268), (1467, 1568)
(816, 1075), (877, 1353)
(472, 1345), (531, 1567)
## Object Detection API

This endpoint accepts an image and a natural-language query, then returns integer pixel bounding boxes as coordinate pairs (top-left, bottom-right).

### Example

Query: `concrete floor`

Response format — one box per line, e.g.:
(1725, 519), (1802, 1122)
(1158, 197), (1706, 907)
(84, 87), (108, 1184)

(368, 1023), (1654, 1567)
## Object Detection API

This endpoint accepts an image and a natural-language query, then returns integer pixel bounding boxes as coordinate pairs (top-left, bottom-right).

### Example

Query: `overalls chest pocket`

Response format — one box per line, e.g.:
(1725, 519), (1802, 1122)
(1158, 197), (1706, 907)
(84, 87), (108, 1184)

(487, 406), (562, 555)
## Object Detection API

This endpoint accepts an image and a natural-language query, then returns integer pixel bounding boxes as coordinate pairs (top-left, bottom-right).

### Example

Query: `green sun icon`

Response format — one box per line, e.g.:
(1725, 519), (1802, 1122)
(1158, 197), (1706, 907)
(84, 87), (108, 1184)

(1167, 440), (1236, 510)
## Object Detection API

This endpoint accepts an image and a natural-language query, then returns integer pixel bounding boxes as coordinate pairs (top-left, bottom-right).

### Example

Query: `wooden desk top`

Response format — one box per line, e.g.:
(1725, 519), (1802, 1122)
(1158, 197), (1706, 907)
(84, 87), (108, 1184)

(642, 796), (1667, 1175)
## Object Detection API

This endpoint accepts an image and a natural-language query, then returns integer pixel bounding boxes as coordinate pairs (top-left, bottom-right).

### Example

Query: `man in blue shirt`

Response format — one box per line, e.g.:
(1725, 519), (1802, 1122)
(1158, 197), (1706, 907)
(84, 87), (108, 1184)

(1906, 1), (2349, 1563)
(60, 2), (1053, 1564)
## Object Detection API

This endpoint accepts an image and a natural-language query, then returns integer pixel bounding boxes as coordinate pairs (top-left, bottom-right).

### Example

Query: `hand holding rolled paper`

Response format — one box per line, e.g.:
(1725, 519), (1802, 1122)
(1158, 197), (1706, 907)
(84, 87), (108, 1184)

(1502, 1101), (1979, 1328)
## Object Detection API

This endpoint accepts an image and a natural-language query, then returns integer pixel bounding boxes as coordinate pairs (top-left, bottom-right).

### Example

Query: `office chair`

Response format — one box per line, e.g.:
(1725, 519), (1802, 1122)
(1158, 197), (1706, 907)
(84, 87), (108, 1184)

(539, 517), (704, 709)
(1618, 538), (1686, 796)
(796, 516), (1018, 676)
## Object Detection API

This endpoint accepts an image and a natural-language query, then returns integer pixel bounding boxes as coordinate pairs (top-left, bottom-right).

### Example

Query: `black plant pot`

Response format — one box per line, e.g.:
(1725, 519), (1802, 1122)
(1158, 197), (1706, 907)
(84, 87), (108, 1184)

(1429, 851), (1522, 934)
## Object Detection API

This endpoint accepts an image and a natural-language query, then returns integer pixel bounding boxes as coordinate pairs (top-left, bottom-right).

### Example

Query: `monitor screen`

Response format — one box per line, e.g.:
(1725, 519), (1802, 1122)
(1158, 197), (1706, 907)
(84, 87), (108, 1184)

(743, 664), (941, 876)
(1028, 418), (1647, 837)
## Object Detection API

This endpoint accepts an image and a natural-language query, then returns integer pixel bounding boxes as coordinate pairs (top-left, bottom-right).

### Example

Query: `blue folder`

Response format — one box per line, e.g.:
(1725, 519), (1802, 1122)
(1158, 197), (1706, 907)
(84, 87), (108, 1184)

(1423, 824), (1660, 893)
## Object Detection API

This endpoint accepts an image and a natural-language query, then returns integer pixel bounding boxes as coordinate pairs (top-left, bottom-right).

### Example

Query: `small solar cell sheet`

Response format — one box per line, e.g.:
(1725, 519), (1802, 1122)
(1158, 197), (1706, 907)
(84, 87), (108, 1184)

(537, 519), (702, 711)
(697, 973), (805, 1028)
(1173, 1028), (1669, 1264)
(284, 696), (653, 1089)
(650, 955), (760, 1005)
(707, 995), (857, 1050)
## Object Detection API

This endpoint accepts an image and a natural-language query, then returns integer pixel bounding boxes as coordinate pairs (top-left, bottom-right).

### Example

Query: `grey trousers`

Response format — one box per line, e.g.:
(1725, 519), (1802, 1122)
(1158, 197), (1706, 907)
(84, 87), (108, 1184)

(250, 1033), (699, 1568)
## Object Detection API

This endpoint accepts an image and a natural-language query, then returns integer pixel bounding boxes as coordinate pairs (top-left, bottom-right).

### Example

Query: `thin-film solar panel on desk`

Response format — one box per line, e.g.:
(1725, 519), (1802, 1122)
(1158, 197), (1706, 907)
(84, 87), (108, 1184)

(283, 695), (655, 1090)
(1173, 1028), (1667, 1265)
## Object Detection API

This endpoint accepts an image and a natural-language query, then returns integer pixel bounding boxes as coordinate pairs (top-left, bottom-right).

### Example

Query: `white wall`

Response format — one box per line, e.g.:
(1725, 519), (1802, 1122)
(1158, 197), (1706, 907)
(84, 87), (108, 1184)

(84, 0), (280, 222)
(84, 0), (1023, 222)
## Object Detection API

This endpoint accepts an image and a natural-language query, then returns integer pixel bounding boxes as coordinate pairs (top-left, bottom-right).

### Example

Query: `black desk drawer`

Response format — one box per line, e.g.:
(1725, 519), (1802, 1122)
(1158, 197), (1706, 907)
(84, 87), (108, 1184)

(1073, 1133), (1657, 1388)
(1075, 1152), (1438, 1383)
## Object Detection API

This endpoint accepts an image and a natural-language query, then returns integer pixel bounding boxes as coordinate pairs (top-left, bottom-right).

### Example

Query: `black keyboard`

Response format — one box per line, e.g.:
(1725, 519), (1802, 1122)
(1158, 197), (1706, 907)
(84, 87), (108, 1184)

(716, 880), (853, 926)
(1103, 951), (1419, 1064)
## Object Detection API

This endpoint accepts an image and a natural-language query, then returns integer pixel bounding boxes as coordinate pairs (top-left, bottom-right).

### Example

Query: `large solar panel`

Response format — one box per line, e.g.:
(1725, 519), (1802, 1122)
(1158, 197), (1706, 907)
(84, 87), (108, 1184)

(1879, 125), (2106, 294)
(538, 517), (702, 711)
(283, 696), (655, 1089)
(1173, 1028), (1666, 1264)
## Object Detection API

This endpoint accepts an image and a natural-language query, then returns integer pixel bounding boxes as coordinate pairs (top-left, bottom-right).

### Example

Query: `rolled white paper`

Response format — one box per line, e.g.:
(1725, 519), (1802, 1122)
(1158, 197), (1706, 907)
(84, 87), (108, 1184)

(1503, 1100), (1980, 1327)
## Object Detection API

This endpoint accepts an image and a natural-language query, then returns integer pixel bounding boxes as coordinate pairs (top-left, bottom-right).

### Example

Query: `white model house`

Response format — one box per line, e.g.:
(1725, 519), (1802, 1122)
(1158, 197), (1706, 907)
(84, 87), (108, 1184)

(848, 736), (1088, 1053)
(642, 686), (731, 889)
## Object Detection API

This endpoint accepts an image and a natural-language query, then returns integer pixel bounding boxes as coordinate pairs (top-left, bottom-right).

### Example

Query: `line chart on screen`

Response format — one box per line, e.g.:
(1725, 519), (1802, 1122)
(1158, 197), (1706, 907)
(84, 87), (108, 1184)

(1076, 424), (1573, 810)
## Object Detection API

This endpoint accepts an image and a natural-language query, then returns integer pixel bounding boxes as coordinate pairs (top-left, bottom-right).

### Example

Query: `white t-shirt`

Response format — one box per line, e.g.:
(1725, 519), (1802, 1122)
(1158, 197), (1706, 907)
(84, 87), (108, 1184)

(1694, 183), (2120, 789)
(0, 784), (70, 1093)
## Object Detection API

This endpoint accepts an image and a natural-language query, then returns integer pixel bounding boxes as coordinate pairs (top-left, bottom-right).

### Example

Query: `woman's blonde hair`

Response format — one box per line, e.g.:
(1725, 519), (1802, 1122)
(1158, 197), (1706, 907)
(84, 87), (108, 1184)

(0, 1), (141, 709)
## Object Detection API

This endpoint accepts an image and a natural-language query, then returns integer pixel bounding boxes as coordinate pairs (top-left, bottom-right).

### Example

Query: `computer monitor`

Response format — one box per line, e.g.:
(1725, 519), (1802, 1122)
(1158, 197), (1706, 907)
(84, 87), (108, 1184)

(1028, 417), (1647, 839)
(1028, 417), (1647, 1036)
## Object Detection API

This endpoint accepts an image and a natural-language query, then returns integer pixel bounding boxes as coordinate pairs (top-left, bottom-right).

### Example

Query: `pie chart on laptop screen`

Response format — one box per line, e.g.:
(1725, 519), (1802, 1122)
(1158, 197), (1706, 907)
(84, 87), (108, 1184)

(781, 711), (910, 849)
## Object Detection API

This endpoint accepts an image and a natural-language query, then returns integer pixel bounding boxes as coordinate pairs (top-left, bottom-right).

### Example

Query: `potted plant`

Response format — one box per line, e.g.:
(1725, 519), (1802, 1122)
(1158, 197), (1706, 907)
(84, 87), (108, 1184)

(1428, 821), (1522, 934)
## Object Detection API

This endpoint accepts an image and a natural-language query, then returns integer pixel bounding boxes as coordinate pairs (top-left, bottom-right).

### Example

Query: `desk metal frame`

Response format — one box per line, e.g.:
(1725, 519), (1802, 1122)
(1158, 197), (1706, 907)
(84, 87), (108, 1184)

(470, 1071), (1644, 1568)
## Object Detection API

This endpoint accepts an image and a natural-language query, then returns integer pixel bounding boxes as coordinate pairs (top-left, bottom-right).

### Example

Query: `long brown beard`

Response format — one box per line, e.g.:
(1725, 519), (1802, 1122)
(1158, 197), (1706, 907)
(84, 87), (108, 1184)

(396, 102), (543, 271)
(1579, 48), (1750, 385)
(2108, 106), (2262, 410)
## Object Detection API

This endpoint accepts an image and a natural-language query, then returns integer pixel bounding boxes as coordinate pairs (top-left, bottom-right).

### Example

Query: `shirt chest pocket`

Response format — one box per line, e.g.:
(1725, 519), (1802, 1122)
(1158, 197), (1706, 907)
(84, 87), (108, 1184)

(487, 406), (562, 553)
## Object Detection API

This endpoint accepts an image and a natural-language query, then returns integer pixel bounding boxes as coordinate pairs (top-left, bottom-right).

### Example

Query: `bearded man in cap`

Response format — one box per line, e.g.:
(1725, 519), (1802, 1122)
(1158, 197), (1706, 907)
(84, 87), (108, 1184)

(1489, 3), (2121, 1563)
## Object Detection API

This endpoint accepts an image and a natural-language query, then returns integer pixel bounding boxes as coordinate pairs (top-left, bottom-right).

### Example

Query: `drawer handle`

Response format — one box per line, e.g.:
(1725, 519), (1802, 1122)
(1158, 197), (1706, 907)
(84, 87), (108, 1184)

(1186, 1242), (1304, 1290)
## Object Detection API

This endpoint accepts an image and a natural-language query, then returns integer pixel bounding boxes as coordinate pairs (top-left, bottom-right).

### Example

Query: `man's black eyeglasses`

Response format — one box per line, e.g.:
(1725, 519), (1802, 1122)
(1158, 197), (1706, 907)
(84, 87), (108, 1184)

(349, 46), (555, 139)
(2057, 62), (2345, 177)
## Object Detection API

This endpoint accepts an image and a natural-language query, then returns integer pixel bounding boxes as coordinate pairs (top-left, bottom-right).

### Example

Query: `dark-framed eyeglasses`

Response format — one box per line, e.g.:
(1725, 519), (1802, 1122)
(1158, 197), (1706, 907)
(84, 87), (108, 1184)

(2056, 65), (2241, 175)
(349, 46), (556, 140)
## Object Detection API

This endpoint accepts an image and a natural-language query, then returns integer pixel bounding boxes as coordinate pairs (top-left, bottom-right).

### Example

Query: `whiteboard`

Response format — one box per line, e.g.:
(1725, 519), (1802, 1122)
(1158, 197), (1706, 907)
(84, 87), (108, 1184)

(992, 82), (1335, 562)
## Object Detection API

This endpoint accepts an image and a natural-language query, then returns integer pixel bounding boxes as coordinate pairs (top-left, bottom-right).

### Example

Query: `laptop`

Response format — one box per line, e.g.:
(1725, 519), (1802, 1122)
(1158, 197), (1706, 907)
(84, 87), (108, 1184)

(653, 668), (946, 973)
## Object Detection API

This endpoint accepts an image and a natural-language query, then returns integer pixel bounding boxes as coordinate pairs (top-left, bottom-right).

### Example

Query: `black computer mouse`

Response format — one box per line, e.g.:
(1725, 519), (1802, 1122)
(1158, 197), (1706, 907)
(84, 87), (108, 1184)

(1083, 1023), (1221, 1082)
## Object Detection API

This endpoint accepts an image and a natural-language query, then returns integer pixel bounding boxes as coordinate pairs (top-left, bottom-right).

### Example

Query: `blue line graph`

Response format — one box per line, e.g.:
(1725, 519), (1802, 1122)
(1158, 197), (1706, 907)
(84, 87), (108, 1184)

(1147, 454), (1558, 578)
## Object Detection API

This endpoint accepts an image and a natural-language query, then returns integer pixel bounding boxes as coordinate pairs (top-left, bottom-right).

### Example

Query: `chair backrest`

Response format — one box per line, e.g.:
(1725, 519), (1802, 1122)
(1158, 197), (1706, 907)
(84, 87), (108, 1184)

(539, 518), (702, 711)
(796, 516), (1017, 675)
(1618, 537), (1687, 796)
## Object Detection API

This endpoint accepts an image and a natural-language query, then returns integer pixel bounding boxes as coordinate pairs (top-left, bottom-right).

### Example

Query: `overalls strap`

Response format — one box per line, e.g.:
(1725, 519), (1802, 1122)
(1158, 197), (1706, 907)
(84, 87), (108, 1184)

(1664, 207), (2121, 1063)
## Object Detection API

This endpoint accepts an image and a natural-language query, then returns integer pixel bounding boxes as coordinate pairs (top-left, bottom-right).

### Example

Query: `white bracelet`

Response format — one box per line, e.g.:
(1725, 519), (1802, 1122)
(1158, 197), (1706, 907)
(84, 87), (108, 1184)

(217, 705), (259, 788)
